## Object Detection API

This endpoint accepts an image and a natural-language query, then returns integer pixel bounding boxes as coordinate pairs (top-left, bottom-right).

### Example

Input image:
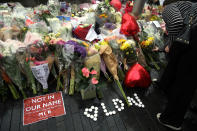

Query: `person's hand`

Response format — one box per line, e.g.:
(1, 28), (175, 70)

(165, 45), (169, 53)
(152, 46), (159, 52)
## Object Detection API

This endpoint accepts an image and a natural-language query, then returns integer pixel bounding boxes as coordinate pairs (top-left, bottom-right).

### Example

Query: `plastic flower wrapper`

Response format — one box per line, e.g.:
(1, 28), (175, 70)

(47, 18), (61, 33)
(0, 25), (21, 41)
(28, 22), (49, 35)
(64, 40), (87, 95)
(85, 48), (101, 79)
(96, 2), (116, 27)
(2, 14), (12, 27)
(12, 4), (32, 24)
(78, 12), (96, 25)
(34, 9), (53, 26)
(0, 46), (27, 99)
(27, 41), (53, 93)
(99, 44), (130, 106)
(15, 47), (37, 95)
(58, 22), (72, 41)
(24, 31), (42, 45)
(11, 15), (26, 30)
(47, 0), (60, 17)
(31, 63), (50, 92)
(58, 43), (74, 93)
(0, 44), (20, 100)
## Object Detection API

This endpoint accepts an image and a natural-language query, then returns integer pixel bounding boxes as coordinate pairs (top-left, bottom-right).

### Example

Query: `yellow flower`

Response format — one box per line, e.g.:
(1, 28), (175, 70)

(55, 32), (61, 37)
(120, 42), (131, 50)
(126, 52), (129, 55)
(72, 14), (75, 17)
(145, 40), (151, 46)
(117, 39), (126, 44)
(148, 37), (154, 41)
(99, 40), (108, 45)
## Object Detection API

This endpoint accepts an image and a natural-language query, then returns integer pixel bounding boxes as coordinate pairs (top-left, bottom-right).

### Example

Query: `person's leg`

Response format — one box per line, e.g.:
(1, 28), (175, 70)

(158, 43), (185, 95)
(159, 44), (196, 127)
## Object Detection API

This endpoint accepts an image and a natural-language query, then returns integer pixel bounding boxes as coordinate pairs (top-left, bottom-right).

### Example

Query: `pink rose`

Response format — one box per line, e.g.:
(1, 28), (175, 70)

(90, 70), (97, 75)
(91, 77), (98, 85)
(82, 67), (90, 78)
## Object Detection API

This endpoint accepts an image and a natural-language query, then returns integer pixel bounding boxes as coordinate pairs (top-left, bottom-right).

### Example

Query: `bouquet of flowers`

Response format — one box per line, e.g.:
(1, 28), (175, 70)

(76, 67), (99, 100)
(34, 9), (53, 26)
(47, 0), (60, 17)
(140, 36), (160, 70)
(64, 40), (87, 95)
(0, 40), (27, 98)
(27, 40), (52, 93)
(96, 2), (116, 27)
(15, 47), (37, 95)
(118, 39), (137, 70)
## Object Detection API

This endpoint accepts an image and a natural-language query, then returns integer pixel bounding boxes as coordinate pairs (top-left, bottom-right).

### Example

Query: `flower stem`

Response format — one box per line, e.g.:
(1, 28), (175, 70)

(147, 53), (160, 70)
(31, 82), (37, 95)
(115, 79), (130, 107)
(8, 84), (20, 100)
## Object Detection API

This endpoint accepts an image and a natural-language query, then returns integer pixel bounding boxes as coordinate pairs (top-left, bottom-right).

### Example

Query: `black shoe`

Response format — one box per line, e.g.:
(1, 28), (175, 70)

(157, 113), (182, 130)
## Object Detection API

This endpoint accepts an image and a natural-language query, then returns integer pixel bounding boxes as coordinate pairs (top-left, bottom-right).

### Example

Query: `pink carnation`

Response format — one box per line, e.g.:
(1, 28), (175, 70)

(90, 70), (97, 75)
(82, 67), (90, 78)
(91, 77), (98, 85)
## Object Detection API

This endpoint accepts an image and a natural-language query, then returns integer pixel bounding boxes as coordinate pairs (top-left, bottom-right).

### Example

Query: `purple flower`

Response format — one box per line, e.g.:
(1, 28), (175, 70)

(104, 23), (116, 30)
(65, 40), (86, 58)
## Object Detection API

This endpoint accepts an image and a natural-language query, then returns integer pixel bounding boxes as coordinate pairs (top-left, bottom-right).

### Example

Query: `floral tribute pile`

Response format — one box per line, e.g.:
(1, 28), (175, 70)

(0, 0), (166, 104)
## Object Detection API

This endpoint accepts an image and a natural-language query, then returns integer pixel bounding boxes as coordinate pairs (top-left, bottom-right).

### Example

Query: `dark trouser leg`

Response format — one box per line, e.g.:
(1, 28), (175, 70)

(159, 43), (186, 95)
(160, 44), (196, 126)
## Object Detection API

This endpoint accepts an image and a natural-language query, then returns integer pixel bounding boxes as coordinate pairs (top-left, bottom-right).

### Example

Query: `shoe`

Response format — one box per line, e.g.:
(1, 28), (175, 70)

(156, 113), (182, 130)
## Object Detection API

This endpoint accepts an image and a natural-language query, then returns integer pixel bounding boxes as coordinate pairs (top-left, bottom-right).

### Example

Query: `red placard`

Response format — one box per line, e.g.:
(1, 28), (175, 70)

(23, 92), (66, 125)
